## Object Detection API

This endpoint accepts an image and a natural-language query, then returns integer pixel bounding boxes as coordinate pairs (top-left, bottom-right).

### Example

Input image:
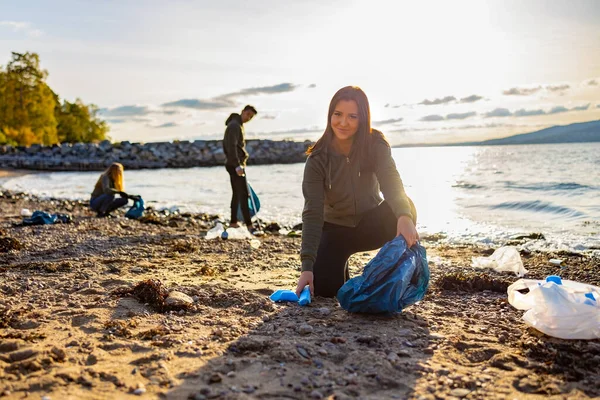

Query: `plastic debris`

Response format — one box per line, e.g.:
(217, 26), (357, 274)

(472, 246), (527, 277)
(508, 275), (600, 339)
(205, 222), (224, 239)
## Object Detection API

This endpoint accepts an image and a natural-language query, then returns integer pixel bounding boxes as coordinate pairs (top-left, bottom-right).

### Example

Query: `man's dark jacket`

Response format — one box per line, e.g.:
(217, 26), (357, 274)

(223, 113), (248, 167)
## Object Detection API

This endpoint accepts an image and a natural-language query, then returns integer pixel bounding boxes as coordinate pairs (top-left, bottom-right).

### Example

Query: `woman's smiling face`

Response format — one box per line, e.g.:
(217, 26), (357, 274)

(331, 100), (359, 142)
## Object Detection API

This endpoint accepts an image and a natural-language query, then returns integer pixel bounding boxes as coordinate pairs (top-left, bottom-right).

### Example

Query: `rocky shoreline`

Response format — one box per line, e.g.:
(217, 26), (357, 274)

(0, 139), (312, 171)
(0, 190), (599, 399)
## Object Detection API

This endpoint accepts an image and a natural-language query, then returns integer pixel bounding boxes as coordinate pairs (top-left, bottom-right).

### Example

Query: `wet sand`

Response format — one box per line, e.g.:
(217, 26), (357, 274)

(0, 190), (599, 399)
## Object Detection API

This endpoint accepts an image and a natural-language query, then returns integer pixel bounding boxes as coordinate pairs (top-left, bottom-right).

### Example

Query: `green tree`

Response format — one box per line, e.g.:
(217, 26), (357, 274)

(0, 51), (108, 146)
(56, 98), (109, 143)
(0, 52), (58, 145)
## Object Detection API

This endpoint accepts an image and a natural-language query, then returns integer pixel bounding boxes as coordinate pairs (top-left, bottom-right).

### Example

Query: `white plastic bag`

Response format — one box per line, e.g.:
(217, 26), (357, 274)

(20, 208), (32, 217)
(224, 226), (254, 240)
(205, 222), (224, 240)
(472, 246), (527, 277)
(507, 276), (600, 339)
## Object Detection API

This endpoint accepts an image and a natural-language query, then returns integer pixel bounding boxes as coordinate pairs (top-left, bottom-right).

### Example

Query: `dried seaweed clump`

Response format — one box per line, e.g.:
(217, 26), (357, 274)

(131, 279), (169, 312)
(435, 271), (510, 293)
(171, 240), (197, 254)
(0, 237), (23, 253)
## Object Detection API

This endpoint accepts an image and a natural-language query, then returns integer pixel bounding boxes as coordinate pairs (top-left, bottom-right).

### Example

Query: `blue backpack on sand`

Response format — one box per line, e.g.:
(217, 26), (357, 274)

(337, 236), (429, 314)
(236, 182), (260, 221)
(125, 197), (145, 219)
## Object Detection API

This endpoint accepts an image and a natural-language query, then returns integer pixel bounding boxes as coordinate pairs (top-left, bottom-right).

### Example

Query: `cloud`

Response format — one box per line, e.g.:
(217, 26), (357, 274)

(106, 118), (127, 124)
(459, 95), (483, 103)
(372, 118), (403, 126)
(260, 114), (278, 120)
(420, 114), (445, 122)
(441, 123), (515, 130)
(419, 96), (456, 106)
(153, 122), (178, 128)
(255, 126), (323, 136)
(419, 112), (477, 121)
(308, 84), (317, 88)
(485, 108), (512, 118)
(235, 83), (298, 96)
(513, 108), (546, 117)
(546, 84), (570, 92)
(587, 80), (598, 86)
(548, 106), (569, 114)
(161, 82), (300, 110)
(502, 86), (542, 96)
(161, 98), (234, 110)
(99, 105), (151, 117)
(446, 112), (477, 120)
(0, 21), (43, 37)
(571, 103), (590, 111)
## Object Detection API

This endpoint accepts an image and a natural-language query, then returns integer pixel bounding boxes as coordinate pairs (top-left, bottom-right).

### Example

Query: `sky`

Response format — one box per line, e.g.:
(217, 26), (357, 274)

(1, 0), (599, 145)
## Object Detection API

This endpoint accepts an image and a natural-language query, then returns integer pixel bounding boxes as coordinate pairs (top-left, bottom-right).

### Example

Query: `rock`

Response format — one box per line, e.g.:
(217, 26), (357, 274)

(9, 348), (38, 362)
(450, 388), (471, 398)
(165, 291), (194, 308)
(386, 352), (400, 363)
(298, 324), (313, 335)
(297, 346), (310, 359)
(208, 372), (223, 383)
(133, 387), (146, 395)
(15, 319), (41, 329)
(51, 347), (66, 361)
(86, 354), (98, 365)
(310, 390), (323, 399)
(131, 267), (144, 273)
(317, 307), (331, 316)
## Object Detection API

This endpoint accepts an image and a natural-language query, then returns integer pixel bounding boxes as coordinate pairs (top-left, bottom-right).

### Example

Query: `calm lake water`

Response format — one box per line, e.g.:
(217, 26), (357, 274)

(2, 143), (599, 253)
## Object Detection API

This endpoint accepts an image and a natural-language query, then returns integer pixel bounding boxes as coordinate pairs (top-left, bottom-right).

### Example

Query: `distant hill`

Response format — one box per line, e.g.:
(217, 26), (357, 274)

(395, 119), (600, 147)
(473, 119), (600, 145)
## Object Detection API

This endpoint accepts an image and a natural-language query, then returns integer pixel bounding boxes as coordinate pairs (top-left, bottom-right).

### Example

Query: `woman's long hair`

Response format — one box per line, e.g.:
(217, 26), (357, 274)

(104, 162), (124, 191)
(307, 86), (387, 170)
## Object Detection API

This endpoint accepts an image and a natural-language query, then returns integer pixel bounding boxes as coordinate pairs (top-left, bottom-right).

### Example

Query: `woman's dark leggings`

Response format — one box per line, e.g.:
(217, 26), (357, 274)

(225, 165), (252, 225)
(313, 200), (417, 298)
(90, 194), (128, 215)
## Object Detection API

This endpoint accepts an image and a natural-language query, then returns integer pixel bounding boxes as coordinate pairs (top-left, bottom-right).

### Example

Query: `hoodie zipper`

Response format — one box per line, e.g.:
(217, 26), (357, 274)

(347, 157), (358, 227)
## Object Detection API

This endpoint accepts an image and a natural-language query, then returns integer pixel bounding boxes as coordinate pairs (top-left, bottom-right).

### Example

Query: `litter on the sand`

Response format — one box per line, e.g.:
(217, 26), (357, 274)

(125, 196), (145, 219)
(337, 236), (429, 314)
(508, 275), (600, 339)
(298, 286), (311, 306)
(269, 286), (311, 306)
(20, 208), (32, 217)
(21, 210), (72, 226)
(205, 222), (224, 239)
(472, 246), (527, 277)
(549, 258), (563, 266)
(221, 226), (254, 240)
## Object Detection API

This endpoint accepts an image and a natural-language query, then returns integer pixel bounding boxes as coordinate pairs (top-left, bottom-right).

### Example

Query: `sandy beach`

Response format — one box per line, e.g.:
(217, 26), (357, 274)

(0, 189), (599, 400)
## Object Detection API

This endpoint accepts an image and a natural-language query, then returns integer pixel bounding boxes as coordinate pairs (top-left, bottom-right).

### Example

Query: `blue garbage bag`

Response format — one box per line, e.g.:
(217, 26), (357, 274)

(22, 211), (72, 226)
(337, 236), (429, 314)
(125, 196), (145, 219)
(236, 182), (260, 221)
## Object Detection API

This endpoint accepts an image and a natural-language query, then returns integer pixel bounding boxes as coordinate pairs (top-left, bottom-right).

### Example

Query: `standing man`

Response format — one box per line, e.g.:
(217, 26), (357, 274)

(223, 105), (257, 230)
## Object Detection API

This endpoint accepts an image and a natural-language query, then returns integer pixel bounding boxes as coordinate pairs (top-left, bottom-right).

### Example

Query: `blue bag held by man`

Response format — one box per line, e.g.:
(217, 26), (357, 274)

(337, 236), (429, 314)
(236, 182), (260, 221)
